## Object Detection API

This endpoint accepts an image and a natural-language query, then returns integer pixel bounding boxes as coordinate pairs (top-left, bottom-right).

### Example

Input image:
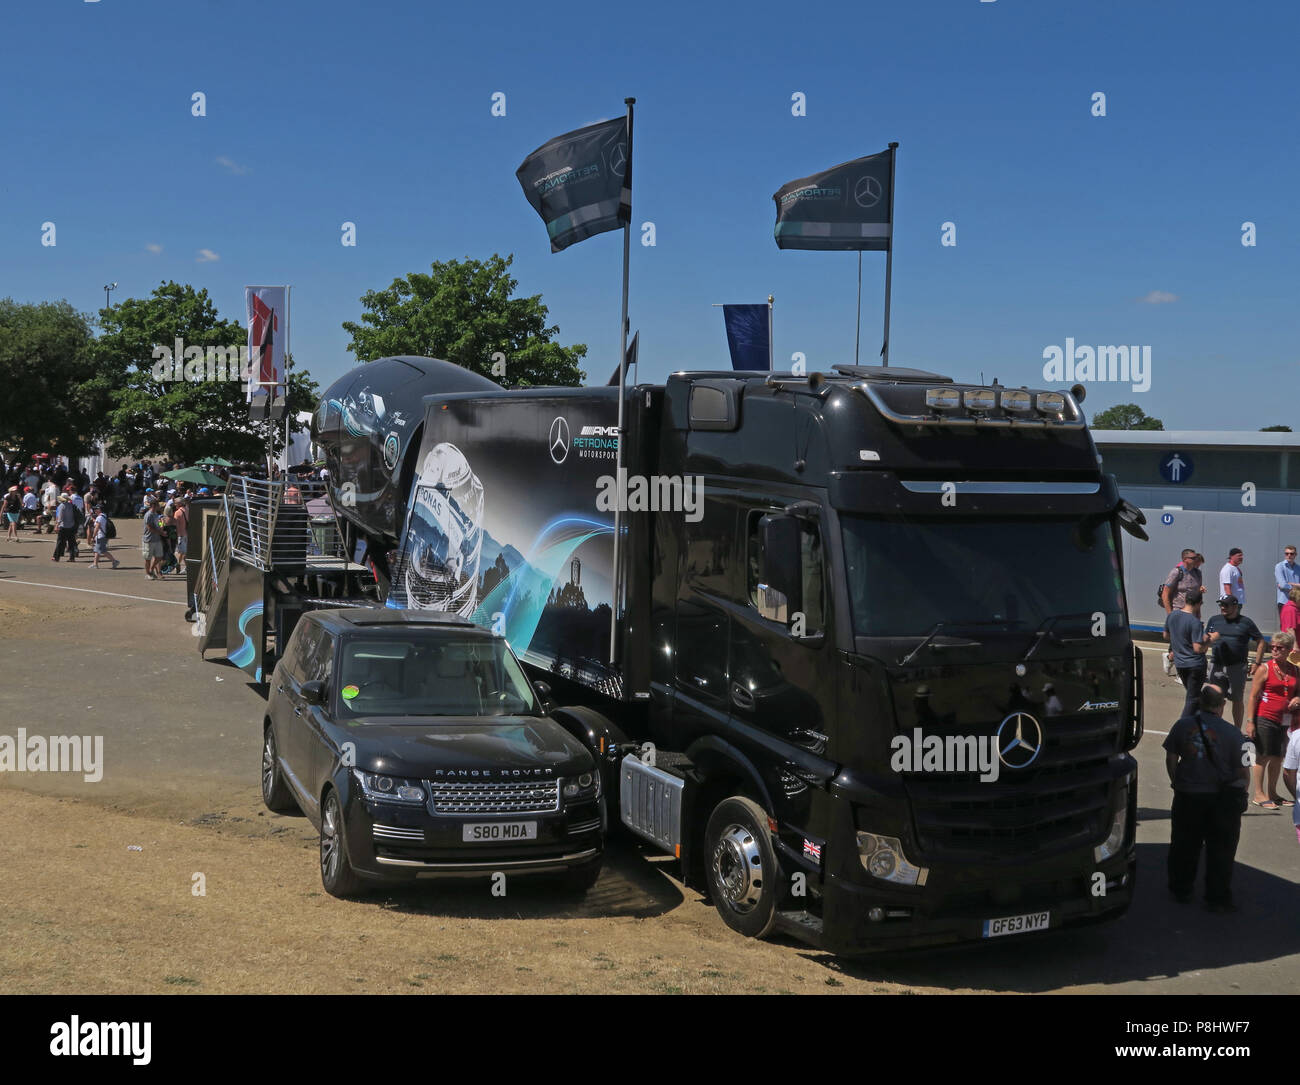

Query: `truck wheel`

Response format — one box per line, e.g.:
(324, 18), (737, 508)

(704, 796), (778, 939)
(320, 790), (363, 898)
(261, 725), (299, 813)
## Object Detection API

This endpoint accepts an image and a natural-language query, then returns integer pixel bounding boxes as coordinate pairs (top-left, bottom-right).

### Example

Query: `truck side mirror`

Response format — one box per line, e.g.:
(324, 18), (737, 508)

(759, 514), (803, 617)
(1116, 499), (1148, 541)
(301, 680), (326, 706)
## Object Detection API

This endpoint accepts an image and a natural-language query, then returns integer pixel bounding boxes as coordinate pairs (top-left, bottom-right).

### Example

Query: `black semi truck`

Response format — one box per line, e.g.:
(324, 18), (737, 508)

(314, 358), (1147, 955)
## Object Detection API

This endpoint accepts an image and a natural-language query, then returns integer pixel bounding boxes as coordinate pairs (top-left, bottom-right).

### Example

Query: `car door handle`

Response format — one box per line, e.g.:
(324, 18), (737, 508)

(730, 683), (755, 711)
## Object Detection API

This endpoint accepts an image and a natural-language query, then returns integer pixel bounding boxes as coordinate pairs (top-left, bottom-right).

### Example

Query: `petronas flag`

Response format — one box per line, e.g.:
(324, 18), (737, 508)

(517, 117), (631, 252)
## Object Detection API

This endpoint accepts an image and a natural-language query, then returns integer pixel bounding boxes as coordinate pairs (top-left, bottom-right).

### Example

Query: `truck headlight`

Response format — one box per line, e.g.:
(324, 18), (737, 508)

(1093, 786), (1129, 862)
(563, 771), (601, 800)
(857, 831), (928, 886)
(355, 771), (426, 804)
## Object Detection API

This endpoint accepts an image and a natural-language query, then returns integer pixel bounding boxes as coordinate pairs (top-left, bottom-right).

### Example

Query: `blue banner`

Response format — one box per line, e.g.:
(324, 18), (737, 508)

(722, 304), (771, 370)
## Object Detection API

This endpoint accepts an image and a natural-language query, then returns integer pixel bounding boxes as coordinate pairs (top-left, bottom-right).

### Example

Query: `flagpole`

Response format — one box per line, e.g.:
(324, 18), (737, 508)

(610, 96), (634, 667)
(768, 294), (774, 370)
(881, 141), (898, 366)
(854, 253), (862, 365)
(282, 285), (292, 474)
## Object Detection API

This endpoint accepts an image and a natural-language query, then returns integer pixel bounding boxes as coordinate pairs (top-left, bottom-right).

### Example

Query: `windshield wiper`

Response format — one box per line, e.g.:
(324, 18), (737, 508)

(1020, 611), (1104, 663)
(897, 620), (1021, 666)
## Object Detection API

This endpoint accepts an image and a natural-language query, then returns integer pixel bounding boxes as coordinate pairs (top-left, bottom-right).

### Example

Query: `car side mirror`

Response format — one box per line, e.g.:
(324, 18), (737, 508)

(533, 681), (553, 709)
(301, 680), (326, 706)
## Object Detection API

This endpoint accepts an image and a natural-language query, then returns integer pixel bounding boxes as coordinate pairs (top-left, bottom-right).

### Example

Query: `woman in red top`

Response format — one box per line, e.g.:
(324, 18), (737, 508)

(1246, 631), (1300, 809)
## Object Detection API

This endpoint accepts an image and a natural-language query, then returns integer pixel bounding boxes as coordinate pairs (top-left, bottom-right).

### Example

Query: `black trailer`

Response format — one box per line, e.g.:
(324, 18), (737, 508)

(314, 361), (1146, 955)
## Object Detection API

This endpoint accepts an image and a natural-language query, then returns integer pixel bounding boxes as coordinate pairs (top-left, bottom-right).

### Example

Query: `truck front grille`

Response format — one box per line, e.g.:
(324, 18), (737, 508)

(426, 780), (560, 815)
(903, 714), (1122, 859)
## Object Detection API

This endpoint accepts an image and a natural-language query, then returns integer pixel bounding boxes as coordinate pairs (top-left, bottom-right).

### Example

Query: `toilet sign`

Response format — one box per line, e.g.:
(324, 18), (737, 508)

(1159, 452), (1193, 484)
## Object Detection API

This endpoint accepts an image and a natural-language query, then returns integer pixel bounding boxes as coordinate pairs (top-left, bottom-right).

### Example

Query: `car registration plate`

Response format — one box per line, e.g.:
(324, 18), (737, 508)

(982, 910), (1050, 938)
(462, 821), (537, 842)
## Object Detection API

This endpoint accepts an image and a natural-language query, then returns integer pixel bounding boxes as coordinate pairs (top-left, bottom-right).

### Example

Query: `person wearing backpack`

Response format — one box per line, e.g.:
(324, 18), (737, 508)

(90, 504), (119, 570)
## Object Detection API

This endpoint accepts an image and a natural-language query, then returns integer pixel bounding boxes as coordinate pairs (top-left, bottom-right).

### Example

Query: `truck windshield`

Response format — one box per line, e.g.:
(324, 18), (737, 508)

(337, 636), (538, 718)
(840, 514), (1126, 639)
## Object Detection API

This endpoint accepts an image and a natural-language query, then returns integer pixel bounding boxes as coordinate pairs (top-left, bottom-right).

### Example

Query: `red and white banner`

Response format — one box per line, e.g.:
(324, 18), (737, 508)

(245, 286), (287, 402)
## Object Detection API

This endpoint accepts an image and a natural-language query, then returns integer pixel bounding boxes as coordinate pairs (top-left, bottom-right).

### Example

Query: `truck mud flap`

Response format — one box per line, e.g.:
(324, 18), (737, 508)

(619, 754), (684, 855)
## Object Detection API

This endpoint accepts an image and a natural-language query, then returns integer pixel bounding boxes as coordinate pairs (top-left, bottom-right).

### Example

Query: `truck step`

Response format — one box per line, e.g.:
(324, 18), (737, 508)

(775, 908), (824, 947)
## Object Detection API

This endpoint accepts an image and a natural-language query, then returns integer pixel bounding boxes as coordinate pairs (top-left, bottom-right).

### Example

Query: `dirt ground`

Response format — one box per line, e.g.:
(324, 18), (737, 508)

(0, 520), (949, 994)
(2, 518), (1297, 995)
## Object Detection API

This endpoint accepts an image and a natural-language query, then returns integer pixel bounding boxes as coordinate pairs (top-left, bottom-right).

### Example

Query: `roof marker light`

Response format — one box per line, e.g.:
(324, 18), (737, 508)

(1001, 389), (1032, 412)
(925, 388), (961, 410)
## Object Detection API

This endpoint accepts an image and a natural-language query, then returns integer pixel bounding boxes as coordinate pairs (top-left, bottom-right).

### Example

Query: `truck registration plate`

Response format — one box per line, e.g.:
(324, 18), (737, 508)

(982, 910), (1050, 938)
(462, 821), (537, 842)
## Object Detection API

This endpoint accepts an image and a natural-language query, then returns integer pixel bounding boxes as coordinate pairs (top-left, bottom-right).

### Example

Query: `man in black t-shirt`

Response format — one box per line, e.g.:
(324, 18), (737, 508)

(1163, 684), (1250, 911)
(1206, 596), (1267, 728)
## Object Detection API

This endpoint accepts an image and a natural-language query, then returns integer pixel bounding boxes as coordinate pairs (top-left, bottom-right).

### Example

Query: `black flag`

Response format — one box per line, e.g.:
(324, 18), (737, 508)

(773, 148), (893, 251)
(517, 117), (631, 253)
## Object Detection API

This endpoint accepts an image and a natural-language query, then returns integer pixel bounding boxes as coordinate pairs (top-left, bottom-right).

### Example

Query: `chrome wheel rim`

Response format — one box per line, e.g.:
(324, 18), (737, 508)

(321, 797), (341, 880)
(261, 732), (276, 798)
(712, 823), (764, 914)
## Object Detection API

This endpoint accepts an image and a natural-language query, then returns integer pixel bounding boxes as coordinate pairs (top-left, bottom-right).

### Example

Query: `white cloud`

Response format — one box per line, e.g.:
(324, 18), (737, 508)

(196, 249), (220, 263)
(144, 242), (163, 255)
(215, 155), (250, 175)
(1137, 290), (1178, 304)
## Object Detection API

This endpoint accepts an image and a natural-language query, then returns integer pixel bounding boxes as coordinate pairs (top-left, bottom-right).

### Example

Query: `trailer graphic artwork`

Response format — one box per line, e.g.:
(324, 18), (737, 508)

(388, 397), (618, 690)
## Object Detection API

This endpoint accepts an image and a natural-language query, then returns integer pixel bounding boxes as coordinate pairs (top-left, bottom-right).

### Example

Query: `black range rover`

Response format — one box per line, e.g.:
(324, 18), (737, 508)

(261, 608), (604, 897)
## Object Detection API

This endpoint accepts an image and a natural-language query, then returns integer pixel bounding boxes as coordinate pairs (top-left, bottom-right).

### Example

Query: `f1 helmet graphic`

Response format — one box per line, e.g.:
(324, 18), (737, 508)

(404, 443), (484, 617)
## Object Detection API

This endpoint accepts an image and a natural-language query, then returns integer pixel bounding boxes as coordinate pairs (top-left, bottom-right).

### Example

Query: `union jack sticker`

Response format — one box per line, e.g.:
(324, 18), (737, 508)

(802, 838), (822, 863)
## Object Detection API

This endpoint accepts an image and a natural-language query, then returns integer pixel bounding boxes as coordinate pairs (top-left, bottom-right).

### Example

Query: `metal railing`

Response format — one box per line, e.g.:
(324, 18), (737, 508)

(194, 511), (228, 620)
(225, 475), (343, 571)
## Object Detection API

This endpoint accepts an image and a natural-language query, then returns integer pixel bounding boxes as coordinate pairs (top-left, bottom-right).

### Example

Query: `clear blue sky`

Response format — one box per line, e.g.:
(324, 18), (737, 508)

(1, 0), (1294, 429)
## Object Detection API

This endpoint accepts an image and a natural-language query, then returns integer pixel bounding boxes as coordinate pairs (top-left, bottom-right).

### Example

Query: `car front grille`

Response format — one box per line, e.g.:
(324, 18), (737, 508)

(426, 779), (560, 815)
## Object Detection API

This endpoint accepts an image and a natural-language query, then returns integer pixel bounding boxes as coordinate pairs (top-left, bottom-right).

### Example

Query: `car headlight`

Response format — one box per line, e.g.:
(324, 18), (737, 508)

(562, 771), (601, 800)
(856, 831), (928, 886)
(1094, 785), (1129, 862)
(355, 770), (426, 804)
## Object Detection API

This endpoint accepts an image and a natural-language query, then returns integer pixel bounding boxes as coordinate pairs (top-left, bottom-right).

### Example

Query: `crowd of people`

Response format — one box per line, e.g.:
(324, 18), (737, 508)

(3, 454), (330, 578)
(1159, 542), (1300, 913)
(1, 455), (223, 579)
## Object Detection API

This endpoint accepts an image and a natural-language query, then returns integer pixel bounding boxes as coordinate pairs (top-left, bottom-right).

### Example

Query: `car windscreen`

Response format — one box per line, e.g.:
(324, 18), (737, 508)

(840, 513), (1126, 639)
(336, 635), (538, 718)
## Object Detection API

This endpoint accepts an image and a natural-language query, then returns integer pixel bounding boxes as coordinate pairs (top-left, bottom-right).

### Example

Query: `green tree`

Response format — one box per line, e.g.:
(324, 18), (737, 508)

(342, 254), (586, 387)
(1090, 403), (1164, 430)
(1261, 425), (1292, 432)
(0, 298), (99, 461)
(95, 281), (318, 464)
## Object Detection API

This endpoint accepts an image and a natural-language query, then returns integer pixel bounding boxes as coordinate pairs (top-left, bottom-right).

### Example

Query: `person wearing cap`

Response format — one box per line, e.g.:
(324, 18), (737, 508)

(3, 485), (21, 542)
(1206, 595), (1266, 728)
(141, 496), (165, 579)
(51, 493), (79, 561)
(1219, 548), (1246, 608)
(89, 504), (119, 570)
